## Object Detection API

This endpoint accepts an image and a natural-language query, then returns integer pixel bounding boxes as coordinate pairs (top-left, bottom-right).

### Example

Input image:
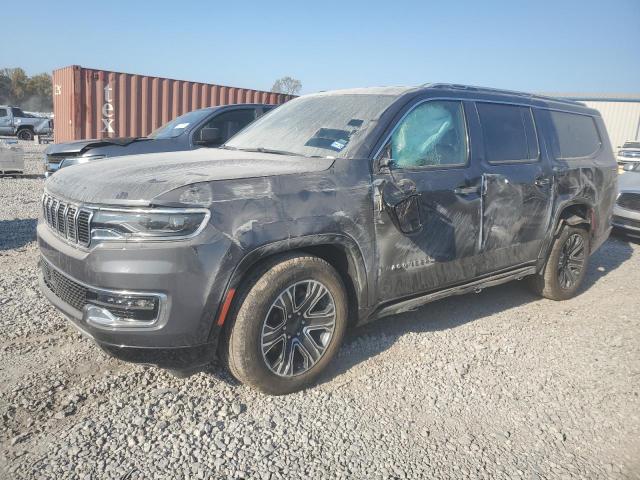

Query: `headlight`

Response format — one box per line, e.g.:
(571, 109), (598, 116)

(151, 183), (213, 207)
(90, 208), (210, 241)
(60, 155), (106, 168)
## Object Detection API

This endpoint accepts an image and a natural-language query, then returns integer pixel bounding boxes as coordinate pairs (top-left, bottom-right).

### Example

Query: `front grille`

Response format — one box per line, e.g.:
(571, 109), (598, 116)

(617, 193), (640, 212)
(42, 193), (92, 246)
(41, 260), (88, 312)
(40, 259), (161, 322)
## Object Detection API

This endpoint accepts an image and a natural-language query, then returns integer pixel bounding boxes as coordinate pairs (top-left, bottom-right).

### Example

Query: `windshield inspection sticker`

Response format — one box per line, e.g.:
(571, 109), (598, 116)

(175, 123), (190, 129)
(330, 139), (347, 150)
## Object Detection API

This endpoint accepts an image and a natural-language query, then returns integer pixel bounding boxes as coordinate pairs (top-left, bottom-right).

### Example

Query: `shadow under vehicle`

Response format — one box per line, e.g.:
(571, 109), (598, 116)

(38, 84), (617, 394)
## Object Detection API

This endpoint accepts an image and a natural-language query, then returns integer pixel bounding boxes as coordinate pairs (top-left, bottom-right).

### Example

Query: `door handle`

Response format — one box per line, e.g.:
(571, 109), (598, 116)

(535, 176), (551, 187)
(454, 185), (480, 195)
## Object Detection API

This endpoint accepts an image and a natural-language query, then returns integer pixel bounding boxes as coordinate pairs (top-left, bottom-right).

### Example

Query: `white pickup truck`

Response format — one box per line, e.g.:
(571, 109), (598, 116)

(0, 106), (52, 140)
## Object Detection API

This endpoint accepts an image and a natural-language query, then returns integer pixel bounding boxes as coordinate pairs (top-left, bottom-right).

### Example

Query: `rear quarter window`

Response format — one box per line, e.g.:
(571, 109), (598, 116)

(549, 111), (601, 159)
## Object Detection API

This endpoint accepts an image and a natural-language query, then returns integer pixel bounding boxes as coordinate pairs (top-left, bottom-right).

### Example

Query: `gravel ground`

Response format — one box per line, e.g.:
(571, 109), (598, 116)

(0, 154), (639, 479)
(0, 138), (47, 176)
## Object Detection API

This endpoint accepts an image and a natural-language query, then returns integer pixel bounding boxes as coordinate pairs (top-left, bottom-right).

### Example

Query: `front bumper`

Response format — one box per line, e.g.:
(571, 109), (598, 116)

(612, 204), (640, 237)
(37, 220), (237, 366)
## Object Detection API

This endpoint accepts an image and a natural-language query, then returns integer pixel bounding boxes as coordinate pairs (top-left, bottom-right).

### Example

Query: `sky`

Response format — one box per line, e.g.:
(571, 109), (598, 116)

(3, 0), (639, 95)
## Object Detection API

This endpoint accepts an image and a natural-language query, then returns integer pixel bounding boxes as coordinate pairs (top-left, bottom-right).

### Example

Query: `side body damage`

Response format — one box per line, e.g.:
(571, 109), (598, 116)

(37, 85), (617, 372)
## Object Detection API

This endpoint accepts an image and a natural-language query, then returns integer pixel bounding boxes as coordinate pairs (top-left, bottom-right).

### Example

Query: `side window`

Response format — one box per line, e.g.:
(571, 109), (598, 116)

(0, 108), (8, 117)
(548, 111), (601, 159)
(390, 100), (468, 169)
(201, 109), (257, 143)
(476, 103), (539, 163)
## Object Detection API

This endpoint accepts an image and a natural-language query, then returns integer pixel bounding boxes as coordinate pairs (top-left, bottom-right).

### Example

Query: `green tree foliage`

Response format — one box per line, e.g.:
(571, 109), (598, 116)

(271, 76), (302, 96)
(0, 68), (53, 112)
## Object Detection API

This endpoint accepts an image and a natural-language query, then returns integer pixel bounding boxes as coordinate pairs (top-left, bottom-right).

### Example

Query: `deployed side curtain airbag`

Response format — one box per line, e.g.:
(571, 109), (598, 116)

(392, 103), (454, 168)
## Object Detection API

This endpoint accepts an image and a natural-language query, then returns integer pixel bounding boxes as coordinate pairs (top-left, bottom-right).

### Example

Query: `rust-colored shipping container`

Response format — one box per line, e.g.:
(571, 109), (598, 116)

(52, 65), (294, 143)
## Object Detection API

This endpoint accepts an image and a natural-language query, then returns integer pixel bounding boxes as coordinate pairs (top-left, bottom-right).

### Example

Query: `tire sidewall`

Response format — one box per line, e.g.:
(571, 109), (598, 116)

(545, 226), (590, 300)
(17, 129), (34, 140)
(229, 257), (347, 394)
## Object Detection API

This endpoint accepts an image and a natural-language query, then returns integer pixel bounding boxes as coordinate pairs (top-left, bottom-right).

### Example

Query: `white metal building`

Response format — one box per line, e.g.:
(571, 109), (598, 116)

(544, 93), (640, 150)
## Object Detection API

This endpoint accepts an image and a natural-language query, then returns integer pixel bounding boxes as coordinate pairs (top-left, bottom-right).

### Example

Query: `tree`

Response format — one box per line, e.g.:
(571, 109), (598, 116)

(0, 68), (52, 111)
(5, 68), (29, 104)
(26, 73), (53, 111)
(271, 76), (302, 96)
(0, 72), (11, 105)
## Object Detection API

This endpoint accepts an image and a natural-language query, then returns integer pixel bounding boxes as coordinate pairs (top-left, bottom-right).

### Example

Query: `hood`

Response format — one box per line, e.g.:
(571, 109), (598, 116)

(45, 137), (151, 155)
(44, 148), (335, 206)
(618, 171), (640, 192)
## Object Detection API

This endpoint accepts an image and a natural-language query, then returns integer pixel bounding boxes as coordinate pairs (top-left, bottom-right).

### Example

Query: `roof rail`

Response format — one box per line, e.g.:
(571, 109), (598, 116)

(421, 83), (584, 106)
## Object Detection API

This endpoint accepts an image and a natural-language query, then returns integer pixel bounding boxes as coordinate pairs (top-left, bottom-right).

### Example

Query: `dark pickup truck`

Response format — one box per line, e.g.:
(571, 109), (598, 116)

(43, 103), (275, 175)
(39, 84), (616, 394)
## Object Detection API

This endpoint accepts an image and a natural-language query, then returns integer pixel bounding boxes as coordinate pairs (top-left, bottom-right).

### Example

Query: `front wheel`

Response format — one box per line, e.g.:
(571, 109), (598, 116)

(224, 254), (348, 395)
(529, 225), (590, 300)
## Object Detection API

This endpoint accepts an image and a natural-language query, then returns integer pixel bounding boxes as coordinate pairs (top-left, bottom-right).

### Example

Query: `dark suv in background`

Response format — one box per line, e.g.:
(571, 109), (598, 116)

(43, 103), (275, 175)
(38, 84), (616, 394)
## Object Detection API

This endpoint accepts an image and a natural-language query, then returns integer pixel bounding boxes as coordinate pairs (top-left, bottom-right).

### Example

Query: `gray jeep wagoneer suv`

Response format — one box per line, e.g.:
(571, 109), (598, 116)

(38, 84), (617, 394)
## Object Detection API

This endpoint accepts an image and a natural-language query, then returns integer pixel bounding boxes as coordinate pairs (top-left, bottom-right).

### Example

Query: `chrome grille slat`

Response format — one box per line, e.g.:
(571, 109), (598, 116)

(77, 211), (91, 245)
(51, 200), (59, 230)
(67, 206), (78, 242)
(42, 194), (92, 247)
(57, 203), (67, 235)
(45, 197), (53, 225)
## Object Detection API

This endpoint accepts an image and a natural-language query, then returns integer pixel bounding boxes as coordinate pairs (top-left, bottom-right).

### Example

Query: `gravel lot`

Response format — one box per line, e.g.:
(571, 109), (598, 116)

(1, 150), (639, 479)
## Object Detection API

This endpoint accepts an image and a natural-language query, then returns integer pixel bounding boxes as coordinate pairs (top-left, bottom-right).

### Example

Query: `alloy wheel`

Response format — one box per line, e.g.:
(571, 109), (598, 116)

(260, 280), (336, 377)
(557, 233), (586, 289)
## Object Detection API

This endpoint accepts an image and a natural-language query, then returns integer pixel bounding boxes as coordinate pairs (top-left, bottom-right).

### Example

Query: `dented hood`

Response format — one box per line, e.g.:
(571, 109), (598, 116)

(44, 148), (335, 206)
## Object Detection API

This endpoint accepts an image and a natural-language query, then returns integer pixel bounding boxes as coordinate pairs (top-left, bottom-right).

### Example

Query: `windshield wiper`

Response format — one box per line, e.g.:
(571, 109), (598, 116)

(235, 147), (300, 156)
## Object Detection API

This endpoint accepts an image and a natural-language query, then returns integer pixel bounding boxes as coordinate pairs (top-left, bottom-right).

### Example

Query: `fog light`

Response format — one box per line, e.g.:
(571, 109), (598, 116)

(85, 292), (160, 326)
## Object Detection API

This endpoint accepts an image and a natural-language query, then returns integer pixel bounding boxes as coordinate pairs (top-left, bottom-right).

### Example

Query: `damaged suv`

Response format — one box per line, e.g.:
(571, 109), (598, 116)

(38, 84), (617, 394)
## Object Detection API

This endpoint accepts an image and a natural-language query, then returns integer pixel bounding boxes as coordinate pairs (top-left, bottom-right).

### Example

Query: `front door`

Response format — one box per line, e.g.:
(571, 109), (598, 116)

(0, 108), (11, 135)
(473, 102), (554, 274)
(373, 99), (483, 303)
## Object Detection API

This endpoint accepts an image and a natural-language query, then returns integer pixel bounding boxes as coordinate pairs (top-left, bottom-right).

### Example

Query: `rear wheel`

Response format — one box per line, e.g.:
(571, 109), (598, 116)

(224, 254), (348, 395)
(529, 225), (590, 300)
(17, 128), (34, 141)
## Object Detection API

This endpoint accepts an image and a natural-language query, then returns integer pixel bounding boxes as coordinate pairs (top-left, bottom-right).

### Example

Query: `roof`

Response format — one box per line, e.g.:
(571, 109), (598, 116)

(539, 93), (640, 102)
(310, 86), (419, 96)
(423, 83), (584, 106)
(310, 84), (584, 105)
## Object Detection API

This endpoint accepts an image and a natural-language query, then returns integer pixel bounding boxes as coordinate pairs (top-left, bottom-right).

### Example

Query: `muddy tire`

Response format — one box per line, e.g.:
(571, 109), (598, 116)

(17, 128), (34, 141)
(223, 253), (348, 395)
(529, 225), (590, 300)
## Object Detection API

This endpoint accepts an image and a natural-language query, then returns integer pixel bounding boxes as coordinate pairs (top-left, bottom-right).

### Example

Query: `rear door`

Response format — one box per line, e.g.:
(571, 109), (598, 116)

(474, 102), (553, 274)
(373, 99), (484, 302)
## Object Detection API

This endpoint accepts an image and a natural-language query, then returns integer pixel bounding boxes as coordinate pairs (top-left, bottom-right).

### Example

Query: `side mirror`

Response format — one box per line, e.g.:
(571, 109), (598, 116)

(196, 127), (222, 145)
(377, 144), (395, 172)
